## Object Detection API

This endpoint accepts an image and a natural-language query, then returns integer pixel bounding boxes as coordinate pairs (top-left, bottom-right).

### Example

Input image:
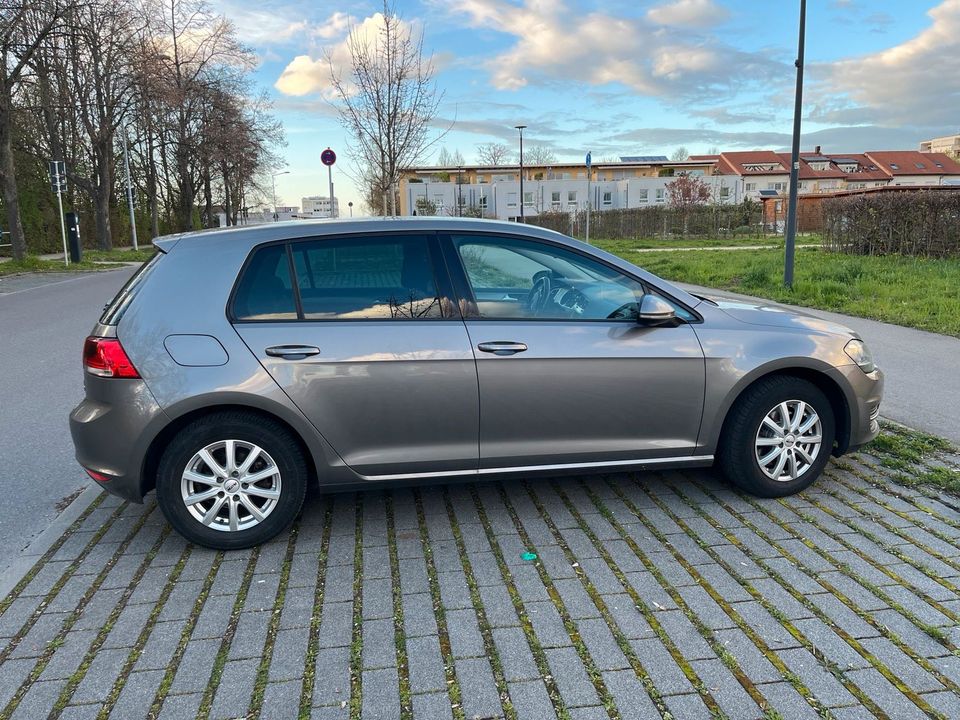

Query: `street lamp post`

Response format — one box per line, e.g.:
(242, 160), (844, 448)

(515, 125), (526, 222)
(784, 0), (806, 288)
(271, 170), (290, 221)
(457, 165), (463, 217)
(348, 201), (354, 217)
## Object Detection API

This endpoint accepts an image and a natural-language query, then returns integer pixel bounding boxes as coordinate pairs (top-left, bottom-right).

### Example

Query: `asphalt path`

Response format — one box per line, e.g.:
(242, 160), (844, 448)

(0, 268), (135, 572)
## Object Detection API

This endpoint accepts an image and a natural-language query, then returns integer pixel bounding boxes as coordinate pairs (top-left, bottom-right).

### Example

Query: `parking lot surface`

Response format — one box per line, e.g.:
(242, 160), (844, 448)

(2, 446), (960, 720)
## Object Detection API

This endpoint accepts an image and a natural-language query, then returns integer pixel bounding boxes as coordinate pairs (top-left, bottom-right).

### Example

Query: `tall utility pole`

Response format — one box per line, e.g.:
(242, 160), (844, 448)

(457, 165), (463, 216)
(784, 0), (807, 288)
(515, 125), (526, 222)
(49, 161), (68, 267)
(122, 132), (138, 250)
(271, 170), (290, 221)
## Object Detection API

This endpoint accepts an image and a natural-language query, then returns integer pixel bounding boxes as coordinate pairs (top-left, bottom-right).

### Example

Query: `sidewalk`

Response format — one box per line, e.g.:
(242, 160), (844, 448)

(0, 433), (958, 720)
(681, 283), (960, 446)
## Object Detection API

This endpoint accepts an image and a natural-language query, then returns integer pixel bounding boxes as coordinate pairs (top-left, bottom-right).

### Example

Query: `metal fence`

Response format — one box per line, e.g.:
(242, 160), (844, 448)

(524, 202), (764, 241)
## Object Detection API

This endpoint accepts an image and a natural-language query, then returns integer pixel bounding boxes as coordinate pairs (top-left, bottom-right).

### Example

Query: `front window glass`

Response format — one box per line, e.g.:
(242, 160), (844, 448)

(453, 235), (647, 321)
(290, 235), (442, 320)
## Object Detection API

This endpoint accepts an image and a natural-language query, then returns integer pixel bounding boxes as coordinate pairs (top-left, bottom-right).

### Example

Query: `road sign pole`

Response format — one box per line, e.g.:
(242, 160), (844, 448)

(585, 151), (592, 244)
(784, 0), (806, 288)
(328, 164), (335, 218)
(56, 189), (68, 268)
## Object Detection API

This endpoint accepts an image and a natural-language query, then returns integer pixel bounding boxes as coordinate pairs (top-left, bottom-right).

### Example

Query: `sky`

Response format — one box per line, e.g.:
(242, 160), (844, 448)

(215, 0), (960, 214)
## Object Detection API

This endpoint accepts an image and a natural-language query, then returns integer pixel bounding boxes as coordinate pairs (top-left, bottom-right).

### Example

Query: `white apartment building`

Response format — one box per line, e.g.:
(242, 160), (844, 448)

(402, 175), (743, 221)
(301, 196), (340, 218)
(920, 134), (960, 159)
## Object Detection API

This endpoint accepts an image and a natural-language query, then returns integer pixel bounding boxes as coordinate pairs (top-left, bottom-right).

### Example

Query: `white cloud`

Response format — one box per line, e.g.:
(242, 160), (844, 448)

(431, 0), (781, 100)
(274, 12), (423, 98)
(812, 0), (960, 127)
(647, 0), (730, 28)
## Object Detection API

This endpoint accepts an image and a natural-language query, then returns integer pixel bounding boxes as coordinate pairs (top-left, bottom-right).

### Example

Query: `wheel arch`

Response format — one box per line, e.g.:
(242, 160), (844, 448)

(710, 362), (853, 459)
(140, 397), (335, 499)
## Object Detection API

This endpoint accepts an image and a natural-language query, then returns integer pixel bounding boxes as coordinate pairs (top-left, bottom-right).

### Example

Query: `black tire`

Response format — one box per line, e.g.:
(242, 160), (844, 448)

(718, 375), (835, 498)
(156, 411), (307, 550)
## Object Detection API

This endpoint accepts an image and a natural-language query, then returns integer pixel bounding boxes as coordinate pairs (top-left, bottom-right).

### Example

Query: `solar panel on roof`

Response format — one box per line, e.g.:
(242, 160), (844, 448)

(619, 155), (669, 162)
(758, 190), (780, 197)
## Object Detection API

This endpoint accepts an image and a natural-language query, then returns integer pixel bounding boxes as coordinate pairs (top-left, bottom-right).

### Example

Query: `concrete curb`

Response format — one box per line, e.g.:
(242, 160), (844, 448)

(0, 484), (102, 599)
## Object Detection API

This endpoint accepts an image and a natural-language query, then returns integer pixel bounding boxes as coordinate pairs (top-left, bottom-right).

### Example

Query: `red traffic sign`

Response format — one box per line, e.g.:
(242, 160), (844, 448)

(321, 148), (337, 166)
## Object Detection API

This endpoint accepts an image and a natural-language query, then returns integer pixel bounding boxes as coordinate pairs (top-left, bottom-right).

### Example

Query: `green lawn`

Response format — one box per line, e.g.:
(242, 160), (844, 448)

(83, 247), (156, 263)
(0, 256), (127, 276)
(627, 236), (783, 250)
(594, 242), (960, 337)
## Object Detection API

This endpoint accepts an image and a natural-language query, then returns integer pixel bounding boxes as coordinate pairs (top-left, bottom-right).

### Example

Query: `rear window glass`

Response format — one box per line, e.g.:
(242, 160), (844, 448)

(288, 235), (442, 320)
(232, 244), (298, 321)
(100, 251), (162, 325)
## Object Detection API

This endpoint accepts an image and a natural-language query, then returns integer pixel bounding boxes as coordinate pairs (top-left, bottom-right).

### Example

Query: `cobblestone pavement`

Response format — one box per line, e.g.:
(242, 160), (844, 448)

(3, 446), (960, 720)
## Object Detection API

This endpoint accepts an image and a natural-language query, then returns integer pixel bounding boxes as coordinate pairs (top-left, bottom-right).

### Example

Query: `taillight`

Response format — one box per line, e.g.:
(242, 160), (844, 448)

(83, 336), (140, 378)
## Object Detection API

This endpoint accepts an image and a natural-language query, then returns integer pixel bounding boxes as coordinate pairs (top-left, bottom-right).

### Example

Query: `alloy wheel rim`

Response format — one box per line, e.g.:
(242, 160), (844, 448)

(754, 400), (822, 482)
(180, 439), (281, 532)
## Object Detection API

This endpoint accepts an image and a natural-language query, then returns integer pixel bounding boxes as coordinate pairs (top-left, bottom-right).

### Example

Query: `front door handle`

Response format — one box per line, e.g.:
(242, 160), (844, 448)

(477, 341), (528, 356)
(265, 345), (321, 359)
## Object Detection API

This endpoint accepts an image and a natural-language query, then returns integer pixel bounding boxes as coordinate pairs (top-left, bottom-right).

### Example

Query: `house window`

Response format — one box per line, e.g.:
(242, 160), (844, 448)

(890, 163), (899, 170)
(523, 192), (534, 208)
(433, 194), (444, 211)
(768, 182), (786, 192)
(478, 195), (488, 209)
(637, 189), (649, 202)
(567, 190), (577, 207)
(551, 191), (561, 210)
(602, 191), (612, 206)
(745, 182), (756, 191)
(506, 192), (517, 207)
(719, 186), (730, 199)
(655, 188), (665, 202)
(775, 201), (783, 211)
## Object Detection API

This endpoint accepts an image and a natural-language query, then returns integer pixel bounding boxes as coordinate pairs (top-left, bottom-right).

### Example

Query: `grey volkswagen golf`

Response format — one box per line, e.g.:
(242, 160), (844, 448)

(71, 218), (883, 549)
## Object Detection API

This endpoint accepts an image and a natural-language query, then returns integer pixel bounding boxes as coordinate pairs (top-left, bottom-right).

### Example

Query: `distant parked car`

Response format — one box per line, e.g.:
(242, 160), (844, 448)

(70, 218), (883, 549)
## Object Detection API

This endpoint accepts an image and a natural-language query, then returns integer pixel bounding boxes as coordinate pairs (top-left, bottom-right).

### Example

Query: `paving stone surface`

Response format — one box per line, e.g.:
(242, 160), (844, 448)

(2, 446), (960, 719)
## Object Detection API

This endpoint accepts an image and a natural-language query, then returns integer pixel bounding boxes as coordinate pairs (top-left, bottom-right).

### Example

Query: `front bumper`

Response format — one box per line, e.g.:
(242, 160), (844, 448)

(836, 364), (884, 451)
(69, 376), (167, 503)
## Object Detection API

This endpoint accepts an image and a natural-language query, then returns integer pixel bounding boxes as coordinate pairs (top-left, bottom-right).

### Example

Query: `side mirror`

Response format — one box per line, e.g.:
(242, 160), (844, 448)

(638, 294), (677, 325)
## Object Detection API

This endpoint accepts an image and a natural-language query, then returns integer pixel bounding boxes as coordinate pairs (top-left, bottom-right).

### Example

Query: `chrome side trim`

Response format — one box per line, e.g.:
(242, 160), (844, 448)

(360, 454), (714, 483)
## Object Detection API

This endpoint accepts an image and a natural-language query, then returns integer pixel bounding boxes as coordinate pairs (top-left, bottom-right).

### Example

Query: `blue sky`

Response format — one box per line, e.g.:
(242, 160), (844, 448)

(216, 0), (960, 213)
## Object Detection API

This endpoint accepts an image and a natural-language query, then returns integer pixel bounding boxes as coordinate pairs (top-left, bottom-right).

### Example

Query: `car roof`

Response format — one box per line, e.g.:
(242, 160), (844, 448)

(152, 216), (702, 310)
(152, 216), (572, 252)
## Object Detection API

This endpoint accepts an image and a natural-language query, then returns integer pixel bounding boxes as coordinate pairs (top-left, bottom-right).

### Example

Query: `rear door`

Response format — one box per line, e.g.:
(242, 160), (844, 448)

(231, 233), (479, 479)
(442, 232), (705, 469)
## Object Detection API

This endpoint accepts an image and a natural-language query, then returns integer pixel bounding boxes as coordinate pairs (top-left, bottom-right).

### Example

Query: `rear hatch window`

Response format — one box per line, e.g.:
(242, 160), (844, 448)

(100, 251), (162, 325)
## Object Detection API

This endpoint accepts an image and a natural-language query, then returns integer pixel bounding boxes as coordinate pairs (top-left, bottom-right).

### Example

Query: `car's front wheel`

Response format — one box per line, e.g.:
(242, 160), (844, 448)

(718, 376), (835, 498)
(156, 411), (307, 549)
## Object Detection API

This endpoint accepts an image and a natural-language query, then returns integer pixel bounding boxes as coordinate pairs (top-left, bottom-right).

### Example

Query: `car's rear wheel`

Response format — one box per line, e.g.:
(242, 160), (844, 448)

(718, 376), (835, 497)
(156, 411), (307, 549)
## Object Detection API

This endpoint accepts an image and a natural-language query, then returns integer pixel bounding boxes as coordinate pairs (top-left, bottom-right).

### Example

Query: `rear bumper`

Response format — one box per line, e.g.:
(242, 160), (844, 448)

(69, 377), (167, 503)
(837, 364), (884, 452)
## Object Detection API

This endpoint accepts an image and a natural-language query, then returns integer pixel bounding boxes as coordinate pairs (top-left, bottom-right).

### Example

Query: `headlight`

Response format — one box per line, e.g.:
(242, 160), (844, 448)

(844, 339), (875, 374)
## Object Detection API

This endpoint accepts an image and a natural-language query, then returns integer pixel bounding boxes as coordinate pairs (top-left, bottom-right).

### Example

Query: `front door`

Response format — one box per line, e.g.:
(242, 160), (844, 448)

(232, 233), (479, 478)
(444, 233), (705, 469)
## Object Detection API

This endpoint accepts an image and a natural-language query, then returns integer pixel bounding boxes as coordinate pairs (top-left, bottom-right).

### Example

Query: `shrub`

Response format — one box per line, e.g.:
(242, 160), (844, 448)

(822, 189), (960, 258)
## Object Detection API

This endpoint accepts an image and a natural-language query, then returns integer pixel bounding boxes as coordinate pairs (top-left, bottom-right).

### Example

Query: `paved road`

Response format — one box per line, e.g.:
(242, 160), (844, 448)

(682, 283), (960, 446)
(0, 269), (135, 572)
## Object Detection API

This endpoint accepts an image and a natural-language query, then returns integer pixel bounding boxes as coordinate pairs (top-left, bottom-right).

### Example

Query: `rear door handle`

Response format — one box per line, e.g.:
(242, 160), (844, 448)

(264, 345), (321, 359)
(477, 341), (528, 356)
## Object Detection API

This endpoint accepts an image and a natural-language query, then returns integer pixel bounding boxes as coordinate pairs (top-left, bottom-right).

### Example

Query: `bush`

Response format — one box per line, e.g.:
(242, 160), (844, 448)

(822, 189), (960, 258)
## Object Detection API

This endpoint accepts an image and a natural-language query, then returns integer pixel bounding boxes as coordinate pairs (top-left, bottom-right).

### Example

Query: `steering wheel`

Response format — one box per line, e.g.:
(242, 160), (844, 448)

(525, 274), (552, 316)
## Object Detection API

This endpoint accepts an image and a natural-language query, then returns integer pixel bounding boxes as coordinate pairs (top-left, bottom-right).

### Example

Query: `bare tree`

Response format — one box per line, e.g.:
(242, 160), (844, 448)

(667, 174), (712, 235)
(436, 147), (463, 167)
(328, 1), (442, 216)
(524, 145), (557, 165)
(670, 146), (690, 161)
(476, 142), (510, 166)
(0, 0), (74, 259)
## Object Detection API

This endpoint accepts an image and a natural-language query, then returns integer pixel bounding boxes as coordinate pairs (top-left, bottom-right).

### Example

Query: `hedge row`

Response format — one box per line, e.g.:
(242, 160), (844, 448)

(822, 190), (960, 258)
(523, 202), (763, 241)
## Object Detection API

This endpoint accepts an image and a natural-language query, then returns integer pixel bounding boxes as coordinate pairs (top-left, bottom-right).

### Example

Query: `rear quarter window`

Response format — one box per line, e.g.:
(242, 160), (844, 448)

(100, 251), (162, 325)
(232, 244), (298, 321)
